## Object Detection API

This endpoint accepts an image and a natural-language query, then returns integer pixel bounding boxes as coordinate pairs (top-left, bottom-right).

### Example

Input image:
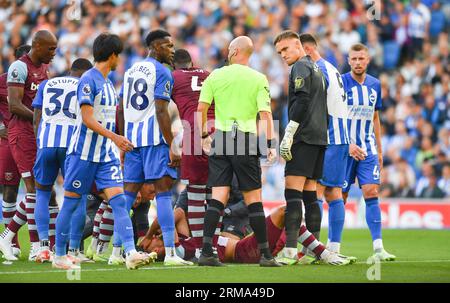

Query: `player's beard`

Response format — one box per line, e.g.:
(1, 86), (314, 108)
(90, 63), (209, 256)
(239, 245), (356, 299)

(352, 68), (366, 76)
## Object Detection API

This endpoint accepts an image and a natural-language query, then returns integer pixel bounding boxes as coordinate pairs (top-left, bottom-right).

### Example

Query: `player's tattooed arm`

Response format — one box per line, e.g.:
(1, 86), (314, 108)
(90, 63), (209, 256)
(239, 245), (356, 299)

(8, 86), (33, 121)
(33, 108), (42, 138)
(80, 104), (133, 152)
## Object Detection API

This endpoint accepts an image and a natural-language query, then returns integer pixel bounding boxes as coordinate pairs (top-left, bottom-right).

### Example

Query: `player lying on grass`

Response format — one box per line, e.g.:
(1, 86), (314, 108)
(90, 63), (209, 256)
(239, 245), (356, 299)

(139, 205), (353, 266)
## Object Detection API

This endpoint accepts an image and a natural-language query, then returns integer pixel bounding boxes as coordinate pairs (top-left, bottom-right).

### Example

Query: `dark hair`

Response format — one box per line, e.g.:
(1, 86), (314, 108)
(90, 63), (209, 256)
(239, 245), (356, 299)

(273, 30), (300, 45)
(71, 58), (93, 72)
(145, 29), (171, 47)
(299, 33), (318, 46)
(173, 49), (192, 65)
(93, 33), (123, 62)
(14, 44), (31, 59)
(350, 43), (369, 53)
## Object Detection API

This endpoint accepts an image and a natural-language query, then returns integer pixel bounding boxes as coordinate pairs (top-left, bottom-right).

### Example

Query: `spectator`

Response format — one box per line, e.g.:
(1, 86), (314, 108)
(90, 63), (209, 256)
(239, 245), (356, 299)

(419, 173), (446, 199)
(438, 163), (450, 197)
(415, 161), (435, 196)
(0, 0), (447, 200)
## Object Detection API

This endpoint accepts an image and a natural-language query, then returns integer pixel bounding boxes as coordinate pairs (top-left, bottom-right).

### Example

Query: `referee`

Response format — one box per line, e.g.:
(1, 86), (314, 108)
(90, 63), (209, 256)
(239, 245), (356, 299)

(273, 30), (328, 264)
(197, 36), (280, 267)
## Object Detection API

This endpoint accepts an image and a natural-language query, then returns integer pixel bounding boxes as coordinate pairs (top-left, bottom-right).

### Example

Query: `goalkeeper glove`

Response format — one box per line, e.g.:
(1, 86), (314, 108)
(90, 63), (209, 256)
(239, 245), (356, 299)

(280, 120), (299, 161)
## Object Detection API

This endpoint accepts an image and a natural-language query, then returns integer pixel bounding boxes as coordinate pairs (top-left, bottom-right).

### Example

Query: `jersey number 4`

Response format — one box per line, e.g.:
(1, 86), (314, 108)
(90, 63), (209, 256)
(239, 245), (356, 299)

(46, 88), (77, 119)
(191, 76), (203, 92)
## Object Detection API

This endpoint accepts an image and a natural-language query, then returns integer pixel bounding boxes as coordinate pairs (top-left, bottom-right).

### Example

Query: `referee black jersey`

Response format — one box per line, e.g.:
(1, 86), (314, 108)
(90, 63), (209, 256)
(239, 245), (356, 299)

(288, 55), (328, 146)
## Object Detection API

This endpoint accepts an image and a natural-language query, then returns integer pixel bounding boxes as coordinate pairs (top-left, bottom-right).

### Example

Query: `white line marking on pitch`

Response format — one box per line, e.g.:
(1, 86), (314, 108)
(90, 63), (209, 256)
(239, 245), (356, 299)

(1, 260), (450, 275)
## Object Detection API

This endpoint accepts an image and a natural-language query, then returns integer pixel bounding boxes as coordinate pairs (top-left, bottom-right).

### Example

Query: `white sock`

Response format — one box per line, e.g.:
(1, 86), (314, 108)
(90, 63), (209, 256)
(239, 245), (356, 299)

(319, 249), (331, 260)
(284, 247), (297, 258)
(112, 246), (122, 257)
(166, 247), (178, 257)
(373, 239), (383, 252)
(328, 242), (341, 254)
(126, 249), (137, 257)
(31, 242), (40, 251)
(2, 229), (15, 243)
(91, 238), (98, 251)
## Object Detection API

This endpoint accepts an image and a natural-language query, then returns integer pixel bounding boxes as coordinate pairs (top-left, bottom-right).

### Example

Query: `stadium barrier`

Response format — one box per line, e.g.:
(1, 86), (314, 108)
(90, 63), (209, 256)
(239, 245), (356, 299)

(263, 199), (450, 229)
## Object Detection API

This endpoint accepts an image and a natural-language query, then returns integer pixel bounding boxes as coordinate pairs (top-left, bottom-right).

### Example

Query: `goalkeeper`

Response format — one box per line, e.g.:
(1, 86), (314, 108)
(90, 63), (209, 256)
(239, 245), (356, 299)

(273, 30), (328, 265)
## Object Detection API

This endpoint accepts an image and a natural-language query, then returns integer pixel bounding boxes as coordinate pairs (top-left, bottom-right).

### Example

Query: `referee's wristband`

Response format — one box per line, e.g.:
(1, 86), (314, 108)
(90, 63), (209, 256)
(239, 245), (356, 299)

(267, 139), (277, 148)
(202, 133), (210, 139)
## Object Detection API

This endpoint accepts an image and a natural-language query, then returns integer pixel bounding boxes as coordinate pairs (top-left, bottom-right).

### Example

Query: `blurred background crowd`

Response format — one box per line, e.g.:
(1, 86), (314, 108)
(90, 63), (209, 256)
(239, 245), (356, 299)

(0, 0), (448, 200)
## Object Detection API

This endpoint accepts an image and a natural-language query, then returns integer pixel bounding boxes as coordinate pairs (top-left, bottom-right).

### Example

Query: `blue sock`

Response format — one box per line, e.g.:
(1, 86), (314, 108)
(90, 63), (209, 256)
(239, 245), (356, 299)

(69, 195), (87, 250)
(317, 198), (323, 218)
(55, 196), (80, 256)
(328, 199), (345, 243)
(109, 194), (135, 254)
(124, 191), (137, 212)
(35, 189), (52, 241)
(365, 197), (382, 241)
(156, 191), (175, 248)
(112, 191), (137, 248)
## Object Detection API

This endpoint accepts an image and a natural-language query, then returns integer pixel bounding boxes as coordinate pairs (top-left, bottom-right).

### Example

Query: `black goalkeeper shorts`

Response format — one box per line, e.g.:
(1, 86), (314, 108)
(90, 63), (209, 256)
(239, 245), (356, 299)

(284, 141), (326, 180)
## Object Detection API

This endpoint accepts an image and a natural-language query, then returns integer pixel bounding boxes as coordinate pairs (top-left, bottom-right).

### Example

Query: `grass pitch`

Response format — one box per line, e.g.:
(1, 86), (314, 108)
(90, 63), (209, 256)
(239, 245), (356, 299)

(1, 228), (449, 283)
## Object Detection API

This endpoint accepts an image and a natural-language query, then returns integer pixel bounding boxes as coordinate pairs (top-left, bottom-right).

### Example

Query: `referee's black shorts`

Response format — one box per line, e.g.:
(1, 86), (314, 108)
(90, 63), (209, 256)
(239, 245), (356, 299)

(284, 141), (326, 180)
(207, 130), (261, 191)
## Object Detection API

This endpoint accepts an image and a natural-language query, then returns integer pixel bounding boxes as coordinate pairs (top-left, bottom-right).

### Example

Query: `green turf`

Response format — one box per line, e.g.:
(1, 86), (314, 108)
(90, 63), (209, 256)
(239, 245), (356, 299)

(1, 227), (449, 283)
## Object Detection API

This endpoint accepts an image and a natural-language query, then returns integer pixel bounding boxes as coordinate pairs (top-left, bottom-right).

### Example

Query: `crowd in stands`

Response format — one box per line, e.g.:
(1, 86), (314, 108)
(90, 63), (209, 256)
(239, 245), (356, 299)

(0, 0), (448, 200)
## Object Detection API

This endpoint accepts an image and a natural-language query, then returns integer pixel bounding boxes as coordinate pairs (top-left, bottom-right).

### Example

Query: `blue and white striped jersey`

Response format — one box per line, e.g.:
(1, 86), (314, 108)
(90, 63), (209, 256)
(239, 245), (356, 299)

(68, 68), (119, 162)
(32, 76), (79, 149)
(316, 58), (350, 146)
(120, 57), (173, 147)
(342, 72), (382, 156)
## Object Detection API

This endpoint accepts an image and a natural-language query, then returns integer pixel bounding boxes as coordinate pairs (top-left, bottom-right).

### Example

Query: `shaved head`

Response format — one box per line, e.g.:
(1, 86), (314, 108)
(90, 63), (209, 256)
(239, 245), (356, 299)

(227, 36), (254, 64)
(32, 30), (57, 46)
(30, 30), (57, 64)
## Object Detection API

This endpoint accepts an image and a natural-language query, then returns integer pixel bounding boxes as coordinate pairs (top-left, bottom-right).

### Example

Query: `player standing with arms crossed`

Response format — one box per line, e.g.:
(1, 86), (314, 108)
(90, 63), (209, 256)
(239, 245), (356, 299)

(171, 49), (214, 256)
(118, 30), (191, 266)
(342, 43), (395, 261)
(0, 31), (57, 261)
(32, 58), (93, 263)
(55, 33), (152, 270)
(197, 36), (280, 267)
(274, 30), (328, 265)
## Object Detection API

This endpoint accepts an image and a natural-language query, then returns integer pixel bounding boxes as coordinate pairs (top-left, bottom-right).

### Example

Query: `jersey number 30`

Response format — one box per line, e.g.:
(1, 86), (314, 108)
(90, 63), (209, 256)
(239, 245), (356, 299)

(46, 88), (77, 119)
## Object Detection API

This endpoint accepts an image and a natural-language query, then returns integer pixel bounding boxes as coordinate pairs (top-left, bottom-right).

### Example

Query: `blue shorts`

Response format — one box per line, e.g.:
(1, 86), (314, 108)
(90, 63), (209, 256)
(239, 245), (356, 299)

(64, 154), (123, 195)
(319, 144), (349, 188)
(343, 154), (381, 193)
(33, 147), (67, 186)
(123, 144), (177, 183)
